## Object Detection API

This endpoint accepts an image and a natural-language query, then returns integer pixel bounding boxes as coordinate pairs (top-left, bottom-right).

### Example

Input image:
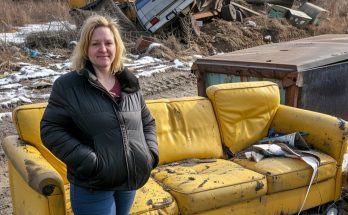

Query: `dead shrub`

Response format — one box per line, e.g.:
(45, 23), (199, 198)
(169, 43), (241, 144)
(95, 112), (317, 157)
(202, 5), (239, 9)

(0, 0), (71, 33)
(159, 34), (184, 54)
(144, 45), (176, 61)
(0, 43), (25, 75)
(25, 27), (78, 49)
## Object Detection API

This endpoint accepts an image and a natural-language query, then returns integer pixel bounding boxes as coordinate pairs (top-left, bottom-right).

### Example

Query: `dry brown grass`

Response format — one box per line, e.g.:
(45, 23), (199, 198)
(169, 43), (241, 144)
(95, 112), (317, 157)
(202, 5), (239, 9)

(308, 0), (348, 34)
(0, 0), (71, 33)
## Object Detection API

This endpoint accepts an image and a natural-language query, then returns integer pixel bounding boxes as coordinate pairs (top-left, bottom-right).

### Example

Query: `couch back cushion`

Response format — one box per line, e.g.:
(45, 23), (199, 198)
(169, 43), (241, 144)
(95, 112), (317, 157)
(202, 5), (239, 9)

(12, 103), (68, 184)
(206, 81), (280, 153)
(13, 97), (222, 178)
(146, 97), (223, 165)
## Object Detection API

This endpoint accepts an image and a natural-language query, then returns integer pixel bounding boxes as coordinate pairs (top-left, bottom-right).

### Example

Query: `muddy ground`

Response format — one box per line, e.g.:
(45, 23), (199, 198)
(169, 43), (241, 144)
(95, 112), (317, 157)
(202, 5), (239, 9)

(0, 9), (348, 214)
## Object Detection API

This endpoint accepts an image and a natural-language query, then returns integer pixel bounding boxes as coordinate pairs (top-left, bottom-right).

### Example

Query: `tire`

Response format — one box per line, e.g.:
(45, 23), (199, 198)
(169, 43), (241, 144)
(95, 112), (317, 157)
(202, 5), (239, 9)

(179, 15), (191, 44)
(220, 4), (237, 21)
(236, 10), (243, 22)
(179, 13), (200, 44)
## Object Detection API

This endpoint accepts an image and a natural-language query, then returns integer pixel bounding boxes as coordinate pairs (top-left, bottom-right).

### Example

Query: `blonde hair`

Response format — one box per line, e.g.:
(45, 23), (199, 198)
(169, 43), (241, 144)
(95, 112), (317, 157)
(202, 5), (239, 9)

(70, 15), (125, 74)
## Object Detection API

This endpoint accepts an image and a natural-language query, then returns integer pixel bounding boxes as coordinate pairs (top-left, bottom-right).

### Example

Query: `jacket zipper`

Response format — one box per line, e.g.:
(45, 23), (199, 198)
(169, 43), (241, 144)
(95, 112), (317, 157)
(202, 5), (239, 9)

(88, 79), (132, 190)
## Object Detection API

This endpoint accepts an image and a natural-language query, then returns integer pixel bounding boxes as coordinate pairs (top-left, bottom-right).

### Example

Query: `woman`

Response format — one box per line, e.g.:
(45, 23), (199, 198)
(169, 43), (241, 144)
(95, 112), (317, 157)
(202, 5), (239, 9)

(40, 15), (159, 215)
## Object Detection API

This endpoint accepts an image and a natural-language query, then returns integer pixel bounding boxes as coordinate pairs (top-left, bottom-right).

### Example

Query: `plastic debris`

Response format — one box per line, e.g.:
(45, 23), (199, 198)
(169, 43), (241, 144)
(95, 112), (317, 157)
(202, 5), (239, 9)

(24, 47), (41, 58)
(245, 20), (257, 27)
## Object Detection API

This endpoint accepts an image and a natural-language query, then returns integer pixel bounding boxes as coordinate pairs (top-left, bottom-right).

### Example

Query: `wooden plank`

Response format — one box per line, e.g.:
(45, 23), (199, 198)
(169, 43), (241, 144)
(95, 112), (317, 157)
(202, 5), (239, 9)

(192, 10), (218, 20)
(285, 85), (299, 107)
(231, 2), (262, 16)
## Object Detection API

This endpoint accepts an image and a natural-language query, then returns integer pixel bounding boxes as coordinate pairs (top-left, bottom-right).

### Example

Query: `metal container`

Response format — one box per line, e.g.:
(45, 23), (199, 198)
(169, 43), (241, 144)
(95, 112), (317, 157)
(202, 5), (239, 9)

(192, 34), (348, 120)
(299, 2), (329, 25)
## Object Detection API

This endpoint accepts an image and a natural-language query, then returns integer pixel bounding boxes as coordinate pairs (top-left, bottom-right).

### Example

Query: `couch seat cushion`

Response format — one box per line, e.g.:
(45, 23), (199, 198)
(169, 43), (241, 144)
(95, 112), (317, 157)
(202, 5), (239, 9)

(233, 150), (337, 194)
(130, 178), (179, 214)
(152, 159), (267, 214)
(64, 178), (179, 215)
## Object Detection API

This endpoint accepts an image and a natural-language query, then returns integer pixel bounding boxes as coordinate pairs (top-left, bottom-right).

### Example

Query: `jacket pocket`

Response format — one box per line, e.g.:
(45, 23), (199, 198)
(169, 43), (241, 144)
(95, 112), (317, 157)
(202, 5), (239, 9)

(88, 130), (128, 187)
(73, 150), (98, 180)
(128, 130), (153, 188)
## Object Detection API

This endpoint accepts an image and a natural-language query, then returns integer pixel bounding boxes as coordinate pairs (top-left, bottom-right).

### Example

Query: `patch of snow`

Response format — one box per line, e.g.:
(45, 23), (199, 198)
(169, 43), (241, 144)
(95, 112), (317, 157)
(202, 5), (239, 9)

(0, 64), (65, 86)
(173, 59), (184, 67)
(0, 83), (22, 90)
(0, 21), (75, 44)
(19, 65), (62, 78)
(29, 94), (51, 100)
(136, 65), (173, 77)
(1, 96), (32, 109)
(145, 43), (162, 54)
(126, 56), (163, 66)
(0, 112), (12, 122)
(48, 61), (71, 71)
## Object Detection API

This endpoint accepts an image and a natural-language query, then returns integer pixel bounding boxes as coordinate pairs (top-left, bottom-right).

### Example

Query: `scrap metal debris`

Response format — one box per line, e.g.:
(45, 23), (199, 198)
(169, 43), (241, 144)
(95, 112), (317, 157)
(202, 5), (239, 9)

(246, 0), (295, 8)
(266, 1), (329, 28)
(299, 2), (329, 25)
(245, 130), (320, 215)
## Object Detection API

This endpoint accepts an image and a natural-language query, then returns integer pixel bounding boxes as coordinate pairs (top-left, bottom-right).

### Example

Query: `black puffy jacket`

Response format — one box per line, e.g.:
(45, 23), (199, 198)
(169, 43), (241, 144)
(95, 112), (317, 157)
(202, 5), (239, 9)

(40, 64), (159, 191)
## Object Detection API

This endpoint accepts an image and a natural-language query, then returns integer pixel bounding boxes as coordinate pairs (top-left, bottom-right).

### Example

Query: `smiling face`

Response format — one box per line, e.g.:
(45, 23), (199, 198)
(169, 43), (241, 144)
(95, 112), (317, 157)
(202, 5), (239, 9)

(88, 26), (116, 73)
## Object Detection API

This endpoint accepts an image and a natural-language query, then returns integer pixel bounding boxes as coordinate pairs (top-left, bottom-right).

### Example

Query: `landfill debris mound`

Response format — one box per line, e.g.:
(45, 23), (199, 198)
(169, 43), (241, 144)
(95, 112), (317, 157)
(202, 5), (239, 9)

(67, 0), (317, 58)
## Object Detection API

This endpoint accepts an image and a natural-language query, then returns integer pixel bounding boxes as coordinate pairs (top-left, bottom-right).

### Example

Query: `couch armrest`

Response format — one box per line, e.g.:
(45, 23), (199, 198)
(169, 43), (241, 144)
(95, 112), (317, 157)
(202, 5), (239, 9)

(271, 105), (348, 165)
(2, 135), (65, 196)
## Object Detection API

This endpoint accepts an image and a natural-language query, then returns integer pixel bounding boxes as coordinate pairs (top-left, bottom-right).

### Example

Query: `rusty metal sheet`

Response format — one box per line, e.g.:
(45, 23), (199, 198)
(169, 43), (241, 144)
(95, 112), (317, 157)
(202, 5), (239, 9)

(193, 34), (348, 76)
(300, 61), (348, 120)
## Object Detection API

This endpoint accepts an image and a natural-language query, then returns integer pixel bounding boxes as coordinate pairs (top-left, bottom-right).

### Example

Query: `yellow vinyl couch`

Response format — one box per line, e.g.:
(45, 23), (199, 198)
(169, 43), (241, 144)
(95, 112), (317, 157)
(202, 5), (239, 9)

(2, 81), (348, 214)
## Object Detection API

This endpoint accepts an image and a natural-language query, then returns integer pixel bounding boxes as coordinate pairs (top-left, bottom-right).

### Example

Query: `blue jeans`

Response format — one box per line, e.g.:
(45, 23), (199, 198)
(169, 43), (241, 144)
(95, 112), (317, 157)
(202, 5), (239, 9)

(70, 184), (136, 215)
